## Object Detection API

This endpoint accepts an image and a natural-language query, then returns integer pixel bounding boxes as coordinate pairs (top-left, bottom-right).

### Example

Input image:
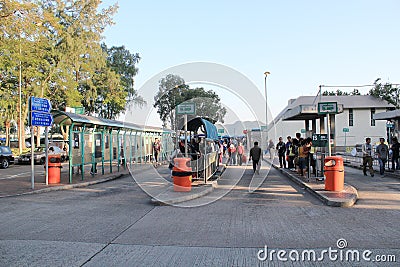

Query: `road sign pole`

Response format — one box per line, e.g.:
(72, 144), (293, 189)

(327, 114), (331, 156)
(344, 131), (347, 153)
(31, 124), (35, 189)
(45, 126), (49, 185)
(184, 114), (187, 157)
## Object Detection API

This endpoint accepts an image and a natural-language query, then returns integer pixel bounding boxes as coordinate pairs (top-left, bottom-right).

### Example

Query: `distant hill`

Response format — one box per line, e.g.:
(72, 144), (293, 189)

(216, 121), (265, 136)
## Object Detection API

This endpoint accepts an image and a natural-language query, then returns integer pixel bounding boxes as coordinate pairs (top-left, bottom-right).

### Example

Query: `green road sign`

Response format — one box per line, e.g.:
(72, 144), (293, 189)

(312, 133), (328, 147)
(343, 127), (349, 132)
(218, 128), (225, 133)
(73, 107), (85, 114)
(318, 102), (338, 114)
(177, 103), (196, 115)
(301, 128), (306, 133)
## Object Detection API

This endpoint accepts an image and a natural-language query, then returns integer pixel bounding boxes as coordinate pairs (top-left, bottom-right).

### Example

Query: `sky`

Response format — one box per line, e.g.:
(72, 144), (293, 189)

(100, 0), (400, 126)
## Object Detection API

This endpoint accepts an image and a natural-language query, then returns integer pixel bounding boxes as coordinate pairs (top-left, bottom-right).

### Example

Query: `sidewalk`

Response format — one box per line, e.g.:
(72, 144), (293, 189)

(0, 162), (129, 198)
(265, 157), (358, 207)
(343, 157), (400, 179)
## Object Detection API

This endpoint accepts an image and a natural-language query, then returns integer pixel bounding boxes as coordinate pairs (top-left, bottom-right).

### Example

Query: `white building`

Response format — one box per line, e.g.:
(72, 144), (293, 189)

(267, 95), (394, 149)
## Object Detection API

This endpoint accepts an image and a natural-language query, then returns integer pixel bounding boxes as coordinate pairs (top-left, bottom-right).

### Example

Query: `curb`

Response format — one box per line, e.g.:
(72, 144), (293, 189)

(151, 184), (215, 205)
(0, 171), (129, 199)
(269, 160), (358, 207)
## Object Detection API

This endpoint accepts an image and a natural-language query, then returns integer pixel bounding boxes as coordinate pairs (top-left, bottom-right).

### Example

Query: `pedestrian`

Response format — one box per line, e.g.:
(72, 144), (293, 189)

(276, 137), (286, 168)
(289, 138), (298, 171)
(285, 136), (294, 169)
(228, 143), (237, 165)
(298, 138), (310, 177)
(237, 142), (244, 166)
(362, 137), (374, 177)
(390, 136), (400, 170)
(153, 138), (161, 164)
(376, 137), (389, 176)
(249, 141), (262, 174)
(267, 139), (275, 159)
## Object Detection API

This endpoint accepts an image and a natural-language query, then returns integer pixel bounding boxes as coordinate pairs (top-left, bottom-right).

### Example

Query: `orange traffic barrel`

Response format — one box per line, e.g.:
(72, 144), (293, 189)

(172, 157), (192, 192)
(324, 156), (344, 191)
(47, 154), (62, 184)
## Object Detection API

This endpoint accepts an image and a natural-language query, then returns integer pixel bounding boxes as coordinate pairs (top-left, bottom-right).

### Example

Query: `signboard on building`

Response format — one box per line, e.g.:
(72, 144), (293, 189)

(318, 102), (338, 114)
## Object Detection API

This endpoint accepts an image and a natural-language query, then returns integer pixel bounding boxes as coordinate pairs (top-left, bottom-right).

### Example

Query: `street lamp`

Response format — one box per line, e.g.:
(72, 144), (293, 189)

(264, 71), (270, 147)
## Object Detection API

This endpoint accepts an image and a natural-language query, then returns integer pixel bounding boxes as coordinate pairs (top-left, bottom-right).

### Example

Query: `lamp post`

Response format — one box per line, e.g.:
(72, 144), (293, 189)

(264, 71), (270, 148)
(19, 41), (22, 154)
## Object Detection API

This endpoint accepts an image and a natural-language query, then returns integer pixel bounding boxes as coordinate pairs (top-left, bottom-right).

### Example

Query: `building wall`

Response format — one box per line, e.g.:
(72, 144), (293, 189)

(268, 108), (388, 148)
(334, 108), (388, 146)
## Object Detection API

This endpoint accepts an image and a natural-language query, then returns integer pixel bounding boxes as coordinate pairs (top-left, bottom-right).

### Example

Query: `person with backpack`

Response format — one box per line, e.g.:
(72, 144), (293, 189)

(276, 137), (286, 168)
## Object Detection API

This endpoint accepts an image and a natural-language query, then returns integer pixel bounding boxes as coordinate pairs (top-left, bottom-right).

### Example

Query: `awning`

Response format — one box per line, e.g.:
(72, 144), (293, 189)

(183, 117), (219, 140)
(51, 110), (168, 132)
(374, 109), (400, 120)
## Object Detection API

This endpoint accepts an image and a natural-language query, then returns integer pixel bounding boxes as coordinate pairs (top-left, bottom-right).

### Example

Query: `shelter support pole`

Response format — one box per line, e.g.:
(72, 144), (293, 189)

(69, 123), (74, 184)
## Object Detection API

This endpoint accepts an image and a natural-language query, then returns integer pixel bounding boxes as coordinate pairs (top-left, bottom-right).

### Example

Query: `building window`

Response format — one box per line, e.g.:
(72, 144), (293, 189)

(371, 108), (376, 126)
(349, 108), (354, 126)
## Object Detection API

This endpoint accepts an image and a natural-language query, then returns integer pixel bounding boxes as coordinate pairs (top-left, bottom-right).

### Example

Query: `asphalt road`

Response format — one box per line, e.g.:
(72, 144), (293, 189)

(0, 165), (399, 266)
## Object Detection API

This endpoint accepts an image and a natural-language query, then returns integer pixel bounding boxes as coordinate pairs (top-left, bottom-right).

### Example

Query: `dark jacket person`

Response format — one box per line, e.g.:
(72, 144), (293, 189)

(249, 141), (262, 174)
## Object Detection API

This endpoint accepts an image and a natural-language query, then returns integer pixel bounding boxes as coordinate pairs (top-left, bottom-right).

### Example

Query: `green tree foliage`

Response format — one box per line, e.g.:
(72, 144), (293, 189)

(322, 89), (361, 96)
(369, 78), (400, 108)
(154, 74), (226, 129)
(102, 43), (144, 110)
(0, 0), (142, 147)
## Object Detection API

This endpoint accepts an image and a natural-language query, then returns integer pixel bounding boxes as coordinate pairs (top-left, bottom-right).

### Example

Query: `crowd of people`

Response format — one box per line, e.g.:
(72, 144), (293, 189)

(268, 133), (316, 178)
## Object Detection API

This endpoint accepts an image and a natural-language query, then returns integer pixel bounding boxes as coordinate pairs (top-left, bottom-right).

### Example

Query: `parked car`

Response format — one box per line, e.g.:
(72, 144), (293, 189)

(17, 145), (67, 164)
(0, 145), (15, 169)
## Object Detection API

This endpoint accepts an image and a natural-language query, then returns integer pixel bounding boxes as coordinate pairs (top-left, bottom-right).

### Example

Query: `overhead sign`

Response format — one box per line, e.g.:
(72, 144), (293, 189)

(177, 103), (196, 115)
(318, 102), (338, 114)
(30, 97), (52, 113)
(31, 111), (53, 127)
(343, 127), (350, 132)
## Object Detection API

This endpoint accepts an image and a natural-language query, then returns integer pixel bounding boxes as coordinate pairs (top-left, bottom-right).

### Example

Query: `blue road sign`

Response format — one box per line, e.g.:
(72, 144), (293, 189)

(30, 97), (52, 113)
(31, 111), (53, 127)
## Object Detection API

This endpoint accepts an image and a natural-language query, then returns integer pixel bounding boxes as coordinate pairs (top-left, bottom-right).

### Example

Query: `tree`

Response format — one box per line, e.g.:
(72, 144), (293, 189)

(322, 89), (361, 96)
(154, 74), (226, 129)
(369, 78), (400, 108)
(102, 44), (144, 109)
(154, 74), (186, 129)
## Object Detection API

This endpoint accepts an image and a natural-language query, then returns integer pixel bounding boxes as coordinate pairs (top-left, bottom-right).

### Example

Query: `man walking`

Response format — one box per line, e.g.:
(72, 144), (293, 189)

(276, 137), (286, 168)
(249, 141), (262, 174)
(362, 137), (374, 177)
(376, 137), (389, 176)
